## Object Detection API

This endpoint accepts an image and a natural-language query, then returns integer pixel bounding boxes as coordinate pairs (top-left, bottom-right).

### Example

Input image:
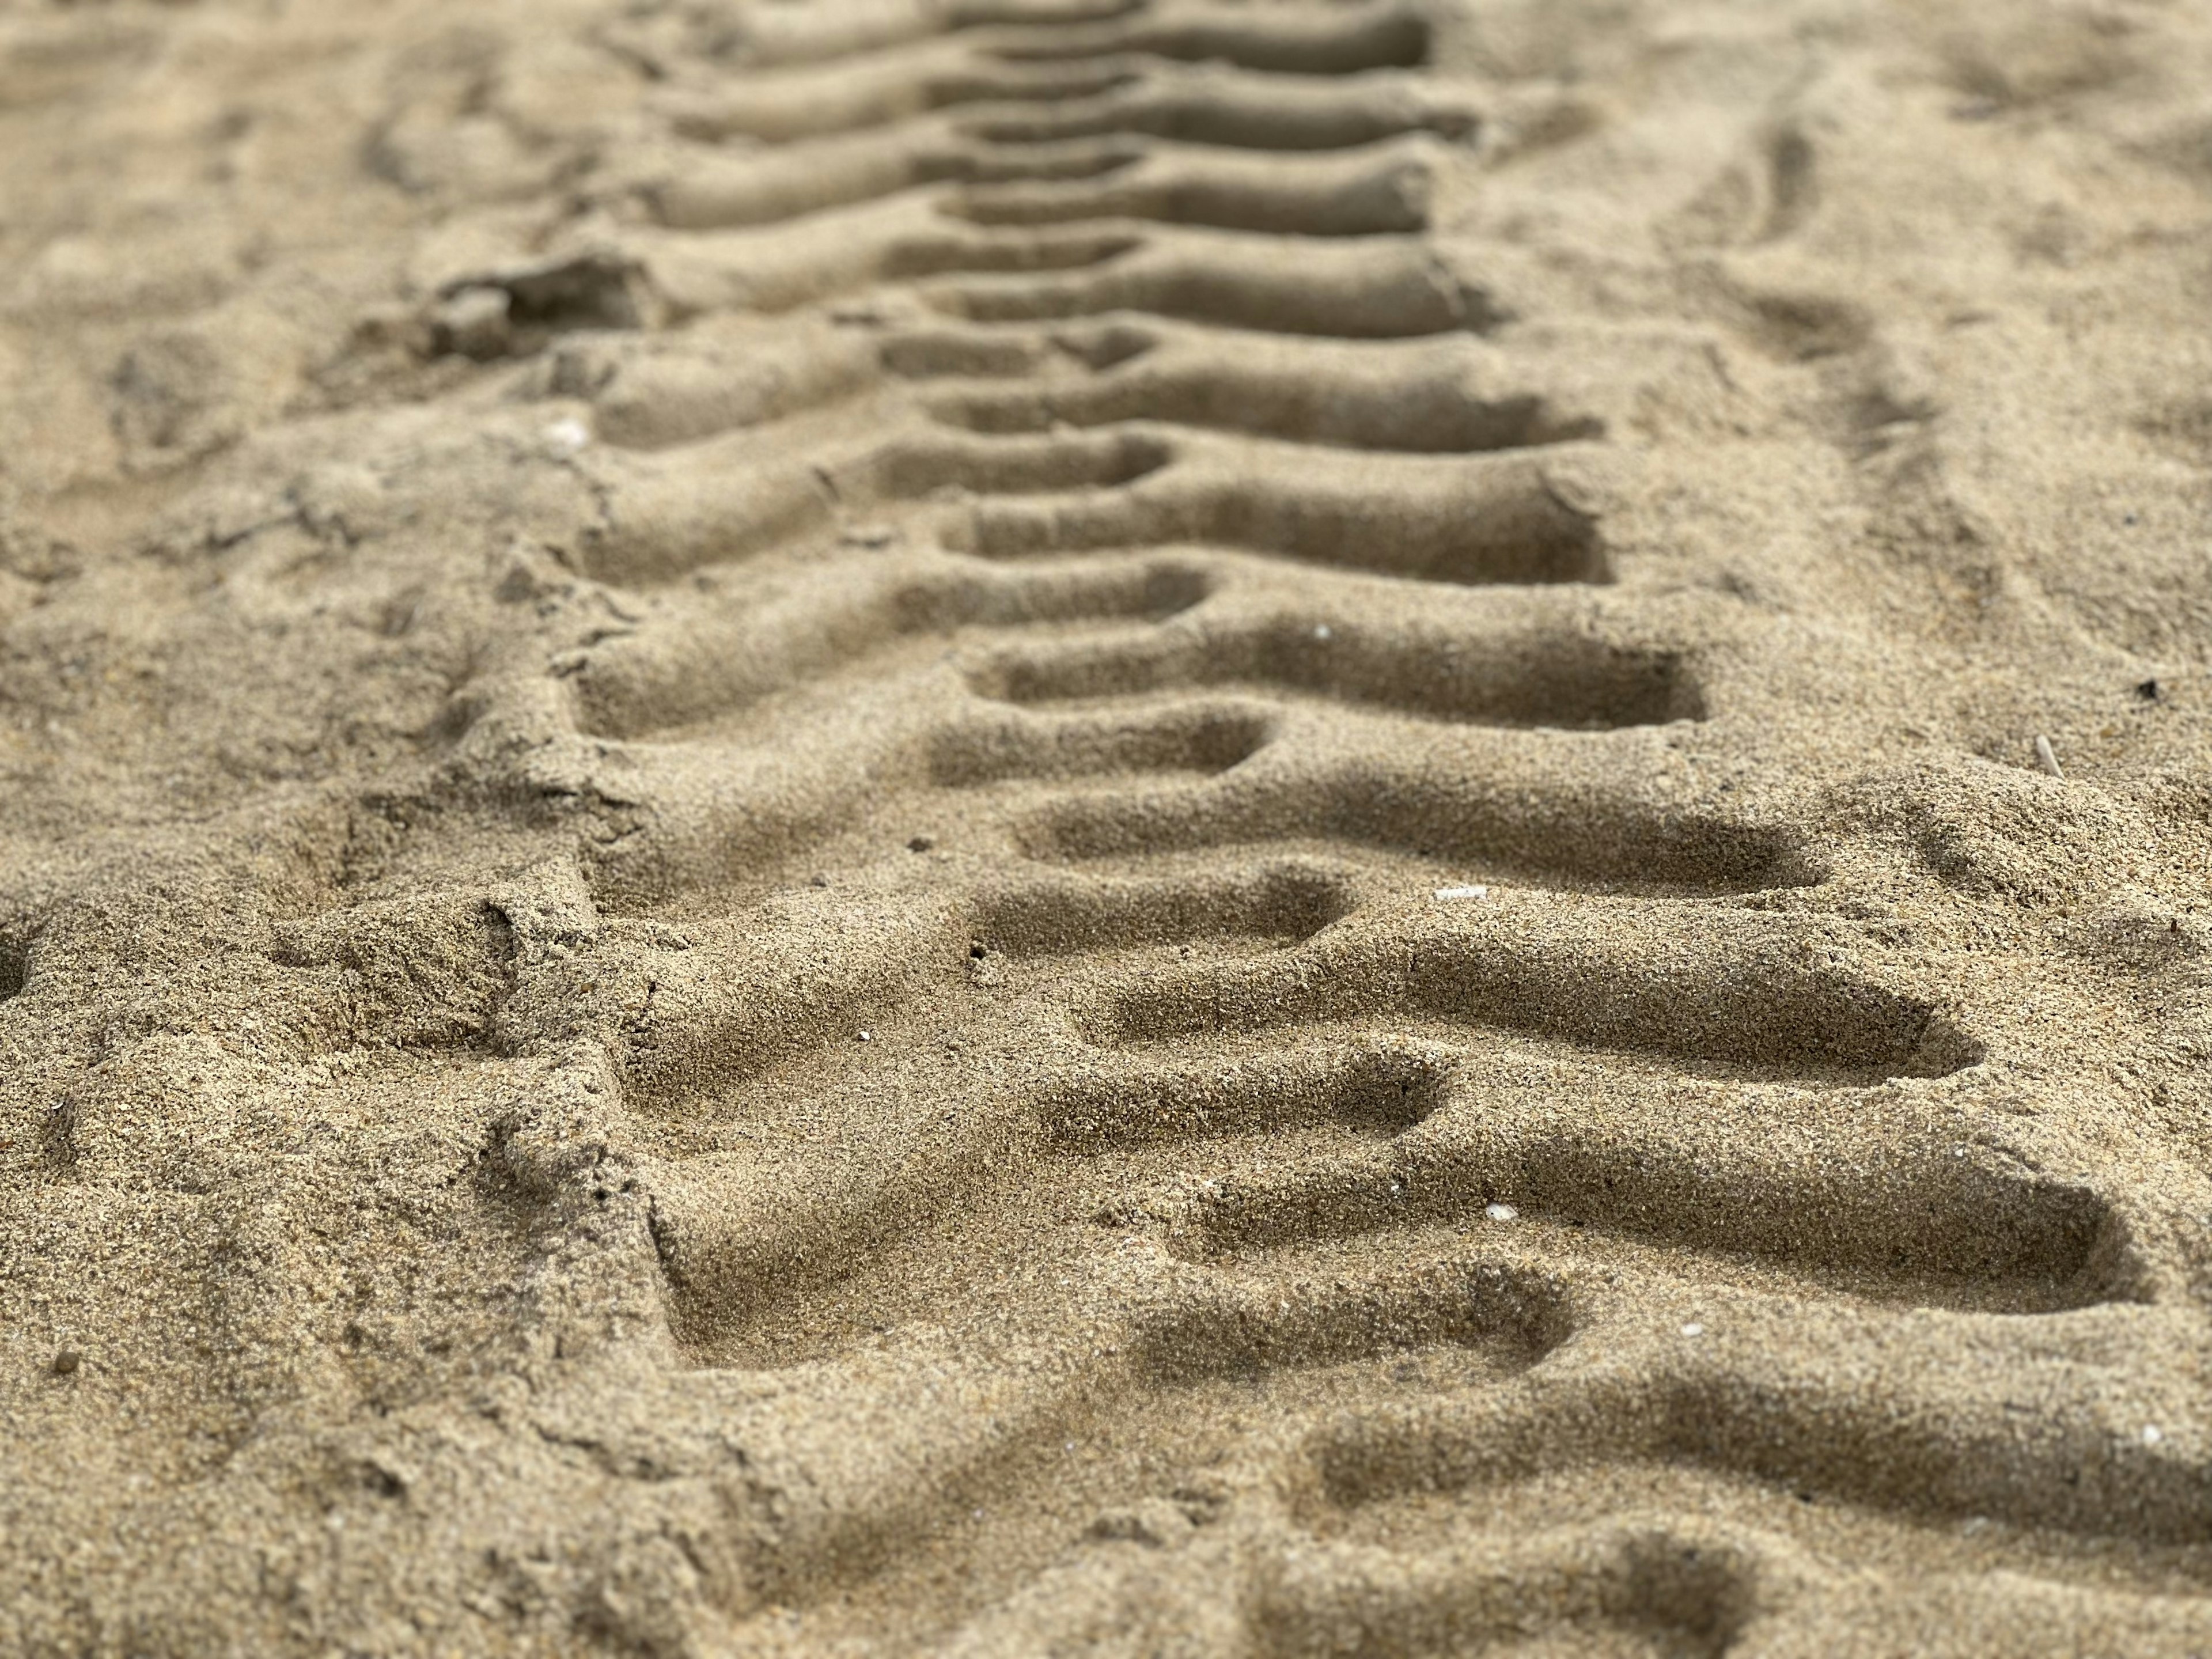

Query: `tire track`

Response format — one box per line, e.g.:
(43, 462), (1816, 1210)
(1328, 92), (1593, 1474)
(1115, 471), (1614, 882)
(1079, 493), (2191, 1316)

(251, 1), (2212, 1647)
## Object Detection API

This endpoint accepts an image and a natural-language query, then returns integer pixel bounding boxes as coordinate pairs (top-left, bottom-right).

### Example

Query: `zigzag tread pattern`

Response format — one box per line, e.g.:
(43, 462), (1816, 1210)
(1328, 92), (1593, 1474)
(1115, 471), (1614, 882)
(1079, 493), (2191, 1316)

(425, 5), (2212, 1649)
(7, 0), (2212, 1653)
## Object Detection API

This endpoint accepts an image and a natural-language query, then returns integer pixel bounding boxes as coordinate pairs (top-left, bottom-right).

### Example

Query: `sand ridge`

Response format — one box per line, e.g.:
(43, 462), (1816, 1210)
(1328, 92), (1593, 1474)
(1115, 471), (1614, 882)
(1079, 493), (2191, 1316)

(3, 0), (2212, 1653)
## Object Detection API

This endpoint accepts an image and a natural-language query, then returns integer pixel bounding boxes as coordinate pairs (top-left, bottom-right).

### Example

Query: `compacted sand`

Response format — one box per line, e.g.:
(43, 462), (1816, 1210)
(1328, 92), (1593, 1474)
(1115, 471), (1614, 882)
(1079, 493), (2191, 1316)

(4, 0), (2212, 1652)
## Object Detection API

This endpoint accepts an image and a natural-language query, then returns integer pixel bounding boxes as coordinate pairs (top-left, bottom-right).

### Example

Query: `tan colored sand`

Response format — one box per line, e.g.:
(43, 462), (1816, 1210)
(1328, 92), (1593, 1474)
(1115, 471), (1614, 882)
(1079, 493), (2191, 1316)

(4, 0), (2212, 1652)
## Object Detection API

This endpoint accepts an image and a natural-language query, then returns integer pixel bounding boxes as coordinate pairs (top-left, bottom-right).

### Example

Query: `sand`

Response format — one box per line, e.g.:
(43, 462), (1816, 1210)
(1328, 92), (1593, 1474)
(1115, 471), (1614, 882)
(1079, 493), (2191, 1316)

(2, 0), (2212, 1652)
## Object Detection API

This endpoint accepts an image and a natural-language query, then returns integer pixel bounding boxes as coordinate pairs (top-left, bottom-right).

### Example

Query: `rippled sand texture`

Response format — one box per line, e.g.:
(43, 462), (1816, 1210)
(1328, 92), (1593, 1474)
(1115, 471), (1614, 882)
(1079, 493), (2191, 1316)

(5, 0), (2212, 1653)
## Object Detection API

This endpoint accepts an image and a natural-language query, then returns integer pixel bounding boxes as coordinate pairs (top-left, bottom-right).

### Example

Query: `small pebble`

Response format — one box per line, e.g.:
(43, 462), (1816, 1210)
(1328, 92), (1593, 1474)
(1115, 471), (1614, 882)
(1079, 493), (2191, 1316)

(2143, 1425), (2164, 1445)
(1483, 1202), (1517, 1222)
(857, 1031), (872, 1043)
(50, 1351), (80, 1376)
(1313, 624), (1332, 641)
(1680, 1322), (1705, 1338)
(543, 417), (590, 457)
(908, 836), (934, 853)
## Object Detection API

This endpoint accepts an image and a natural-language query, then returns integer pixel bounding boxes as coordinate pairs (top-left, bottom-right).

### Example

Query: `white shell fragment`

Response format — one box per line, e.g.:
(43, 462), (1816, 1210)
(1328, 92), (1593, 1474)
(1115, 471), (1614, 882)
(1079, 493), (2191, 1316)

(544, 417), (590, 457)
(1434, 885), (1490, 902)
(1484, 1202), (1517, 1222)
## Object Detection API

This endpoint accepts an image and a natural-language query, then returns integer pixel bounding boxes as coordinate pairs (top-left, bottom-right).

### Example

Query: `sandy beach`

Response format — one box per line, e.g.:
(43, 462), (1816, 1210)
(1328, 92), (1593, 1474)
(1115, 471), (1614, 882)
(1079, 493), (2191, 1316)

(3, 0), (2212, 1651)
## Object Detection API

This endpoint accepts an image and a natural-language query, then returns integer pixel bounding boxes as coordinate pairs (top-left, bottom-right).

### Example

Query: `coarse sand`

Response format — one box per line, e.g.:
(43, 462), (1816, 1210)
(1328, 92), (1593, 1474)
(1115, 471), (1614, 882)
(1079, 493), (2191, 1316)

(3, 0), (2212, 1652)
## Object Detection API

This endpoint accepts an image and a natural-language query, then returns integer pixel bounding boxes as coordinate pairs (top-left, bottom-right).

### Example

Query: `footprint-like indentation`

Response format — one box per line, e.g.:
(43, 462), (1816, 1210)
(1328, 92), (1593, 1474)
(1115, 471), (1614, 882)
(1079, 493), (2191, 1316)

(577, 421), (1188, 587)
(1248, 1516), (2212, 1659)
(949, 430), (1611, 585)
(926, 229), (1484, 336)
(912, 321), (1603, 452)
(836, 423), (1174, 498)
(1086, 1043), (2111, 1314)
(892, 550), (1212, 631)
(637, 194), (1143, 318)
(1017, 732), (1804, 891)
(967, 605), (1695, 728)
(706, 0), (1142, 74)
(964, 65), (1476, 151)
(1248, 1522), (1758, 1659)
(970, 857), (1356, 956)
(1039, 1036), (1448, 1147)
(1090, 902), (1979, 1082)
(950, 141), (1434, 237)
(1130, 1257), (1569, 1385)
(588, 421), (1608, 589)
(984, 1), (1430, 75)
(569, 551), (1212, 739)
(643, 127), (1147, 232)
(1313, 1294), (2206, 1542)
(880, 325), (1066, 377)
(927, 698), (1273, 785)
(645, 129), (1441, 241)
(666, 46), (1142, 145)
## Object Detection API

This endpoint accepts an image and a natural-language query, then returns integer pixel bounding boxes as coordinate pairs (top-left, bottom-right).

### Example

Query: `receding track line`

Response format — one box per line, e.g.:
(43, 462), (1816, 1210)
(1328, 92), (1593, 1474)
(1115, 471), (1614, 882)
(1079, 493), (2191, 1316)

(711, 0), (1143, 74)
(1066, 1034), (2109, 1315)
(907, 321), (1604, 452)
(1085, 902), (1975, 1081)
(632, 195), (1145, 317)
(1245, 1520), (2212, 1658)
(646, 133), (1435, 238)
(970, 856), (1358, 955)
(1313, 1297), (2207, 1543)
(948, 140), (1435, 237)
(948, 430), (1612, 584)
(566, 551), (1212, 738)
(980, 1), (1431, 75)
(669, 50), (1146, 145)
(643, 129), (1148, 232)
(1128, 1255), (1570, 1386)
(461, 5), (2206, 1638)
(963, 66), (1478, 151)
(923, 229), (1483, 335)
(927, 698), (1275, 785)
(965, 611), (1695, 728)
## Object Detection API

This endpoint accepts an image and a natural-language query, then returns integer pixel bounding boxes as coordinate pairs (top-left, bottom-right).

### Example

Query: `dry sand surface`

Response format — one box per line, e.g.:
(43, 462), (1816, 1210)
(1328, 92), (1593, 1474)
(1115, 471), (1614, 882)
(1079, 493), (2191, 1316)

(4, 0), (2212, 1652)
